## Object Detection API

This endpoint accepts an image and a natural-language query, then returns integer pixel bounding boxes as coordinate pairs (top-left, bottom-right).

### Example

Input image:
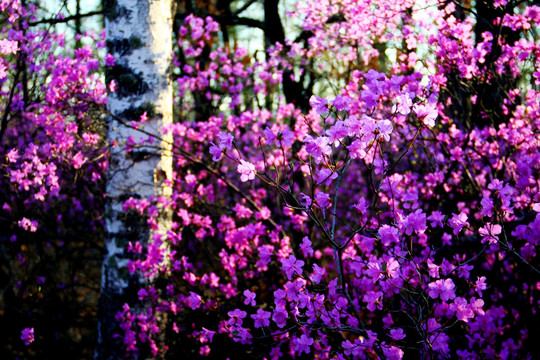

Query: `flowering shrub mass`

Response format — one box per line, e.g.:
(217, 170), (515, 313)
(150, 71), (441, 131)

(2, 0), (540, 359)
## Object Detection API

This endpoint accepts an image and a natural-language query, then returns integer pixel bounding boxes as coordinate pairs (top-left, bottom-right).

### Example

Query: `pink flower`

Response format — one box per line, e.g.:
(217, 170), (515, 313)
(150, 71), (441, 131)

(18, 218), (38, 232)
(377, 119), (393, 141)
(72, 151), (86, 169)
(347, 138), (367, 159)
(6, 148), (18, 163)
(394, 93), (412, 115)
(479, 223), (502, 244)
(428, 278), (456, 301)
(237, 160), (256, 182)
(452, 297), (474, 322)
(104, 53), (116, 66)
(0, 39), (18, 55)
(413, 101), (438, 127)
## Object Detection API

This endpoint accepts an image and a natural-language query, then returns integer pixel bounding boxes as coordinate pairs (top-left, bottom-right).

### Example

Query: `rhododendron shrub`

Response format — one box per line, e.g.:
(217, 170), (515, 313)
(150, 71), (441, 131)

(2, 0), (540, 359)
(0, 2), (107, 357)
(115, 2), (539, 359)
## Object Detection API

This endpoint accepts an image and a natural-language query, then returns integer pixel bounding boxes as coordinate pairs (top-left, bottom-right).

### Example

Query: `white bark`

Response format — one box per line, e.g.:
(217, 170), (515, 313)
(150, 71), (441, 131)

(96, 0), (173, 358)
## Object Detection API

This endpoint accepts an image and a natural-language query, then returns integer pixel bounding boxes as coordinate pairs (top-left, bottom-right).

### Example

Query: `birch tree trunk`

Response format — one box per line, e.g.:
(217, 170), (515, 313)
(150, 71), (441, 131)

(96, 0), (173, 358)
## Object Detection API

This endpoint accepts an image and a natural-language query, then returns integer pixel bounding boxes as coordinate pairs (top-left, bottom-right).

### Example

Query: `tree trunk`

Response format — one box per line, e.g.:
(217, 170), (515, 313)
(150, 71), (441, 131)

(96, 0), (173, 358)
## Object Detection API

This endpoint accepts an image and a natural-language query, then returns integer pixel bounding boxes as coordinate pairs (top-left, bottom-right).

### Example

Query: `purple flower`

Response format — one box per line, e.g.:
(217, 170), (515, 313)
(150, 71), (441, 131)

(209, 142), (222, 161)
(217, 132), (233, 150)
(277, 129), (294, 147)
(448, 212), (469, 235)
(272, 305), (288, 328)
(293, 334), (314, 355)
(187, 292), (202, 310)
(250, 309), (271, 328)
(280, 255), (304, 280)
(104, 53), (116, 66)
(363, 290), (383, 311)
(402, 209), (427, 235)
(332, 96), (350, 111)
(316, 168), (337, 186)
(315, 191), (330, 208)
(475, 276), (488, 296)
(427, 211), (445, 228)
(326, 120), (348, 146)
(304, 135), (331, 163)
(227, 308), (247, 326)
(243, 289), (256, 306)
(262, 127), (277, 145)
(309, 95), (328, 114)
(300, 236), (314, 257)
(311, 263), (325, 283)
(298, 192), (312, 208)
(21, 328), (34, 345)
(389, 328), (406, 340)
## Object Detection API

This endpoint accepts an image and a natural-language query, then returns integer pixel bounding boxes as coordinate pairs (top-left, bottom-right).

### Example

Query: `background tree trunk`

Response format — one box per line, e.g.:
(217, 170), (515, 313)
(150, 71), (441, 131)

(96, 0), (173, 358)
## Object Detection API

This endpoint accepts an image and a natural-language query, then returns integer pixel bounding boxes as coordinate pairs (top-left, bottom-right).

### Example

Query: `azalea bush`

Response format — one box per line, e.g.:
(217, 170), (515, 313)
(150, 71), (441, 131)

(0, 1), (107, 358)
(2, 0), (540, 359)
(117, 2), (540, 359)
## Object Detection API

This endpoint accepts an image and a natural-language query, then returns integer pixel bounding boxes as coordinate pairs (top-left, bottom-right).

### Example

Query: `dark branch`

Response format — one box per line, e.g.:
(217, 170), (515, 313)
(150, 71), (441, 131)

(28, 10), (103, 26)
